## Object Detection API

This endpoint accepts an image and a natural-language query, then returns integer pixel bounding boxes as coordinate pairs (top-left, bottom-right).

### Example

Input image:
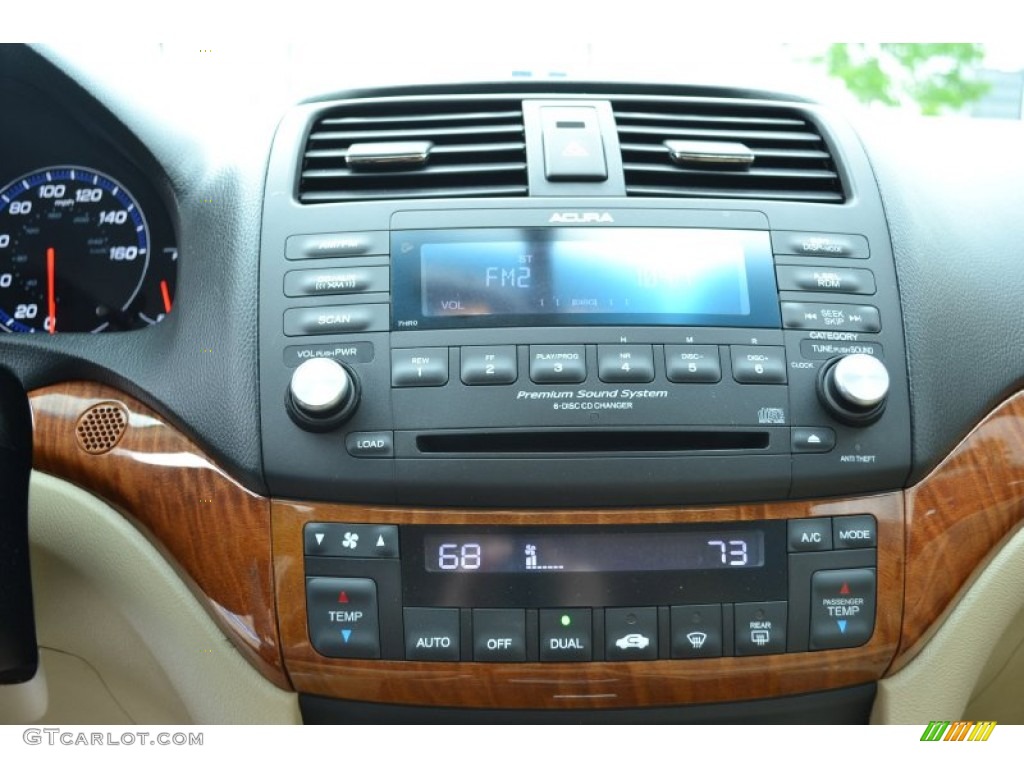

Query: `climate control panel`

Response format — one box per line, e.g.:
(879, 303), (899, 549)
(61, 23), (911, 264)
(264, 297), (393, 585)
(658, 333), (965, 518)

(302, 517), (878, 663)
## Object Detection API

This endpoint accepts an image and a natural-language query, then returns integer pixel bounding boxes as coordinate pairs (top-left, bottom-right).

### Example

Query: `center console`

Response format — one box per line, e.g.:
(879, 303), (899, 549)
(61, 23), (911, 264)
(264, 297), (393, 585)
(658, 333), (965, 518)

(258, 84), (911, 721)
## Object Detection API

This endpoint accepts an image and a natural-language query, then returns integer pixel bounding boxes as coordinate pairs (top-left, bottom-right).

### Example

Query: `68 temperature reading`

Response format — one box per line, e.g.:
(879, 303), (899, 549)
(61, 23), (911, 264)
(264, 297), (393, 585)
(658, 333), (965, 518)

(707, 539), (748, 566)
(437, 542), (482, 571)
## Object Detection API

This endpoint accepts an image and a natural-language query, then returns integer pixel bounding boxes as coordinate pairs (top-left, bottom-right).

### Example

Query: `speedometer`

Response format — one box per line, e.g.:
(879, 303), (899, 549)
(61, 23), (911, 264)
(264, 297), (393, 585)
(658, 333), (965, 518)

(0, 166), (167, 333)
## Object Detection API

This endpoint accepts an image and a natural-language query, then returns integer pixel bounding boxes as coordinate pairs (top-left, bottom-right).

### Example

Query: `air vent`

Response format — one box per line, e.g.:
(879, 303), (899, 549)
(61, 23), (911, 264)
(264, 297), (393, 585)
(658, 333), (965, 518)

(299, 98), (528, 203)
(613, 98), (845, 203)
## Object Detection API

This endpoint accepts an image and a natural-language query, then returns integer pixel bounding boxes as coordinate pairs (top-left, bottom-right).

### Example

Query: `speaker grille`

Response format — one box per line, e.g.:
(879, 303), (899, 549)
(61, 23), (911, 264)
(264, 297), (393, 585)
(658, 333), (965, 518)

(75, 403), (128, 454)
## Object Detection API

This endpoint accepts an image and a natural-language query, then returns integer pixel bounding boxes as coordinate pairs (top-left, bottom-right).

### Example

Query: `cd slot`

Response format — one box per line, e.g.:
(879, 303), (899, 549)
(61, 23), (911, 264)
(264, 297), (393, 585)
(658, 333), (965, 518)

(416, 430), (770, 455)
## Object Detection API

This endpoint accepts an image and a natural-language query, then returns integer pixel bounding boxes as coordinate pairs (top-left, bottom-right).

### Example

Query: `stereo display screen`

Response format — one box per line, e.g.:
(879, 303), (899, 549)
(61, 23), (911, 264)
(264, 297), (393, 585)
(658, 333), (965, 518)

(391, 227), (780, 330)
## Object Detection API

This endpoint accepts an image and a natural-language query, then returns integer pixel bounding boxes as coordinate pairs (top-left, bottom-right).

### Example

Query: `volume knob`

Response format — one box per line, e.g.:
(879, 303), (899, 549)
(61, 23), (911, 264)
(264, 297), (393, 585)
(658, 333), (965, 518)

(287, 358), (359, 431)
(818, 354), (889, 425)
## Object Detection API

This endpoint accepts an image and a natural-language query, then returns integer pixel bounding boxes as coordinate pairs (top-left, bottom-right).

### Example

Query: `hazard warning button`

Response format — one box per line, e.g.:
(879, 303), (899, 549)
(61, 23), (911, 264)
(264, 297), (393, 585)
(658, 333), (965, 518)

(809, 569), (876, 650)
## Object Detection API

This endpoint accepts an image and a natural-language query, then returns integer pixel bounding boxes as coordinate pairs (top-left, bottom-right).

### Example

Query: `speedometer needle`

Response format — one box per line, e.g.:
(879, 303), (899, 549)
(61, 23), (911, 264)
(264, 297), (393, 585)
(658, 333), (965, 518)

(47, 246), (56, 334)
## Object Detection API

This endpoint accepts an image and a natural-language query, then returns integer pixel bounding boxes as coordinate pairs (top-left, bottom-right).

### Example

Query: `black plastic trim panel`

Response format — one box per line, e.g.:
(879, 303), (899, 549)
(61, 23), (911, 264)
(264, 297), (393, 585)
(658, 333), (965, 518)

(300, 683), (876, 724)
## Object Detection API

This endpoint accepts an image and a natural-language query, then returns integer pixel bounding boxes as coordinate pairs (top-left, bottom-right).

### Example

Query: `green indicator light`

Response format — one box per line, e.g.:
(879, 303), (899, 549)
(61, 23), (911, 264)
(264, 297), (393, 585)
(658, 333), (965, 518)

(560, 614), (572, 627)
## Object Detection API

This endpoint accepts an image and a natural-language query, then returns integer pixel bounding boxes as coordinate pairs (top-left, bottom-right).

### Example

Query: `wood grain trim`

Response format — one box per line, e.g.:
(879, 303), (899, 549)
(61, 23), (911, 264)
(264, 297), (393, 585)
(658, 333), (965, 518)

(895, 391), (1024, 671)
(29, 382), (289, 690)
(273, 496), (902, 709)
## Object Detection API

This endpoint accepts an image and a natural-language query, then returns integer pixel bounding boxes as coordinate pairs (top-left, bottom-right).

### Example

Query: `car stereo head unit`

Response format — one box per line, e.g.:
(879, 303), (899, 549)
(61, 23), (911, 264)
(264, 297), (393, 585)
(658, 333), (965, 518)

(259, 92), (911, 510)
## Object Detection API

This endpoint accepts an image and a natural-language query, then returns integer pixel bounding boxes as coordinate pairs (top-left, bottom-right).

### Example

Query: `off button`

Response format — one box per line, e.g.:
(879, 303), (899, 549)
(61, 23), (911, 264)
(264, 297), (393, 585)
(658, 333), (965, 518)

(473, 609), (526, 662)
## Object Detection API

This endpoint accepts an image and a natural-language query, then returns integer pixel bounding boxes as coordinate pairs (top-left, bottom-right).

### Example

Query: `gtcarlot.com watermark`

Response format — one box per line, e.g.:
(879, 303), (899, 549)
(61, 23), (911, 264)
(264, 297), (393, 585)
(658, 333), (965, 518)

(23, 729), (203, 747)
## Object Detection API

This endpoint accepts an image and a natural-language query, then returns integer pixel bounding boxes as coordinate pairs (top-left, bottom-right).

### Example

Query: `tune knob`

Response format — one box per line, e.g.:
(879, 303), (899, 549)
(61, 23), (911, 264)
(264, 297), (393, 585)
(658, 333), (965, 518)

(818, 354), (890, 425)
(286, 358), (360, 431)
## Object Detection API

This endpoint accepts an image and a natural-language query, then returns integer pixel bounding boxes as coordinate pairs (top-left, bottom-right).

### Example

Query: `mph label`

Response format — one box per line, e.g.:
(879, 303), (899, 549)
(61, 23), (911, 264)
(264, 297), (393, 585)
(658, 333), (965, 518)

(516, 389), (669, 410)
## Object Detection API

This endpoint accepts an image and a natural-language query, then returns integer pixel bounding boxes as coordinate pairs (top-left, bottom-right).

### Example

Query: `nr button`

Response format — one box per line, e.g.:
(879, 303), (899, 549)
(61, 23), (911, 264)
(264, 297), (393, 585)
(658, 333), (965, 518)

(598, 345), (654, 383)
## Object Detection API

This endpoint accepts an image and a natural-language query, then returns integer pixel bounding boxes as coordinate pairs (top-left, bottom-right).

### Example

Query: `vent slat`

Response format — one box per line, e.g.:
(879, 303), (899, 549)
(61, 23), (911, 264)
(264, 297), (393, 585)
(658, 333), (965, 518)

(617, 124), (823, 144)
(620, 143), (831, 161)
(304, 142), (527, 161)
(614, 110), (807, 128)
(300, 185), (528, 203)
(302, 162), (527, 181)
(626, 185), (844, 203)
(300, 98), (527, 203)
(613, 98), (845, 204)
(318, 110), (524, 127)
(308, 124), (523, 143)
(622, 163), (839, 181)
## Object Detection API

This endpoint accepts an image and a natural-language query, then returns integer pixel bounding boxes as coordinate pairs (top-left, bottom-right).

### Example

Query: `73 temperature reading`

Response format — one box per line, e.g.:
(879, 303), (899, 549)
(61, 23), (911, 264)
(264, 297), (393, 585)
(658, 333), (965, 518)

(707, 539), (748, 566)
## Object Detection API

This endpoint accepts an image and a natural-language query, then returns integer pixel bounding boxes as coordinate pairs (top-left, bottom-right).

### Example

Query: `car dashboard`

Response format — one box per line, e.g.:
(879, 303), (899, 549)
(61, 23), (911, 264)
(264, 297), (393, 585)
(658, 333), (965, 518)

(3, 42), (1024, 726)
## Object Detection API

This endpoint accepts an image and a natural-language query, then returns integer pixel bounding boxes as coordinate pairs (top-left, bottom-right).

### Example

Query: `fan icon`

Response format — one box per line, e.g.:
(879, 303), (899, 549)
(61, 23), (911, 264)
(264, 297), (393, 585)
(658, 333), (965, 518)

(342, 532), (359, 549)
